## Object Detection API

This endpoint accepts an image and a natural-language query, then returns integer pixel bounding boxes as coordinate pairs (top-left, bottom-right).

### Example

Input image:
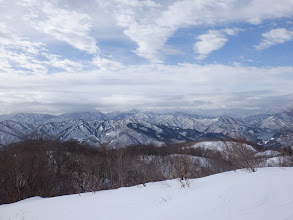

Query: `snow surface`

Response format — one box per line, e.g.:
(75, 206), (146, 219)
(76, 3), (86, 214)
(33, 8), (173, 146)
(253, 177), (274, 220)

(1, 167), (293, 220)
(255, 150), (281, 158)
(263, 156), (292, 167)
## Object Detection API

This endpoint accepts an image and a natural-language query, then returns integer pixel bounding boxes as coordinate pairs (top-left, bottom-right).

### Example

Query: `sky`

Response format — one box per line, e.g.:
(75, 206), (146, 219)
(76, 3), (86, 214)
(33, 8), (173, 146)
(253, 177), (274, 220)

(0, 0), (293, 115)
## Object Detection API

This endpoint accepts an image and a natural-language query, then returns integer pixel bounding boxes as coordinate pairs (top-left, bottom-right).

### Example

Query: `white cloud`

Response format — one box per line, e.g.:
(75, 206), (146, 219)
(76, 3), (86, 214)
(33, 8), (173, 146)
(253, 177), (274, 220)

(111, 0), (160, 8)
(194, 31), (227, 60)
(224, 28), (240, 36)
(0, 22), (85, 74)
(46, 55), (84, 72)
(124, 25), (174, 63)
(98, 0), (167, 63)
(92, 57), (123, 71)
(194, 28), (240, 60)
(255, 28), (293, 50)
(240, 0), (293, 24)
(22, 1), (99, 54)
(0, 22), (47, 74)
(156, 0), (235, 27)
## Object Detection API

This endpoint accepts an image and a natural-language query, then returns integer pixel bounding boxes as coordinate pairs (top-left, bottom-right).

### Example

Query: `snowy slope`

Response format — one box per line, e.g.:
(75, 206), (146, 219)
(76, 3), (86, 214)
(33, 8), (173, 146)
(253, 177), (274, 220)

(187, 141), (256, 152)
(1, 167), (293, 220)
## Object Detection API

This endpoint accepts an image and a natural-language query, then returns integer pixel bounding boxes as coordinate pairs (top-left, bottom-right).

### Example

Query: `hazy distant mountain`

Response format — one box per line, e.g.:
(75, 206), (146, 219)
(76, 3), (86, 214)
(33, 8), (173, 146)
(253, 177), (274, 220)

(0, 113), (57, 125)
(0, 110), (292, 148)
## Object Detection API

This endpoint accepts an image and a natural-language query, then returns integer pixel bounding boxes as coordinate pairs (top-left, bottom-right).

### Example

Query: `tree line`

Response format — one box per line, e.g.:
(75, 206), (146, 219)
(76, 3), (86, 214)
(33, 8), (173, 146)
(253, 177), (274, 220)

(1, 138), (292, 204)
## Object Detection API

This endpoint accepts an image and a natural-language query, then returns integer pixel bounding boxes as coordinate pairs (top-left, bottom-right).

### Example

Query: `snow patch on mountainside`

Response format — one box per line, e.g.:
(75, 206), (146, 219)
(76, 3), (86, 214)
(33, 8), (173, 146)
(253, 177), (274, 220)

(187, 141), (256, 152)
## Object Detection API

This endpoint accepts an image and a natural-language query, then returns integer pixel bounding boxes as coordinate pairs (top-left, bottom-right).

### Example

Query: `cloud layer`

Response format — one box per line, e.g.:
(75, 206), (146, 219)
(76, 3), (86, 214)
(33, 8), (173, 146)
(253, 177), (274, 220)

(1, 63), (292, 114)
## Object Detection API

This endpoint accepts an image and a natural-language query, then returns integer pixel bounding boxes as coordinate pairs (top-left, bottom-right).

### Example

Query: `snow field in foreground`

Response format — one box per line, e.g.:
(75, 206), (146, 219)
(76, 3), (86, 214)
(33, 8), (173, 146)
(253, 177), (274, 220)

(1, 167), (293, 220)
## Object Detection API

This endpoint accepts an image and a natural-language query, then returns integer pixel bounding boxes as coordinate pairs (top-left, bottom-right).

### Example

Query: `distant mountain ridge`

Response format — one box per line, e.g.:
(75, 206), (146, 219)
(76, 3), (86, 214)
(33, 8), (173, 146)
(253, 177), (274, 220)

(0, 110), (292, 147)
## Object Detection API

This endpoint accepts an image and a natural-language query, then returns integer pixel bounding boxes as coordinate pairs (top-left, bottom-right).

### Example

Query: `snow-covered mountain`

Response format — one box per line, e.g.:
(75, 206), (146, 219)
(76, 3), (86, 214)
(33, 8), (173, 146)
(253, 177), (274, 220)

(0, 110), (292, 147)
(0, 120), (36, 146)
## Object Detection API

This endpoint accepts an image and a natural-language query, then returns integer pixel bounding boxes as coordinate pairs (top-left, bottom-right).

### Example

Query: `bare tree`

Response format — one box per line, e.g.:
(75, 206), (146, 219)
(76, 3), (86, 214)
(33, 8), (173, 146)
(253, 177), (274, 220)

(223, 139), (258, 172)
(169, 155), (194, 187)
